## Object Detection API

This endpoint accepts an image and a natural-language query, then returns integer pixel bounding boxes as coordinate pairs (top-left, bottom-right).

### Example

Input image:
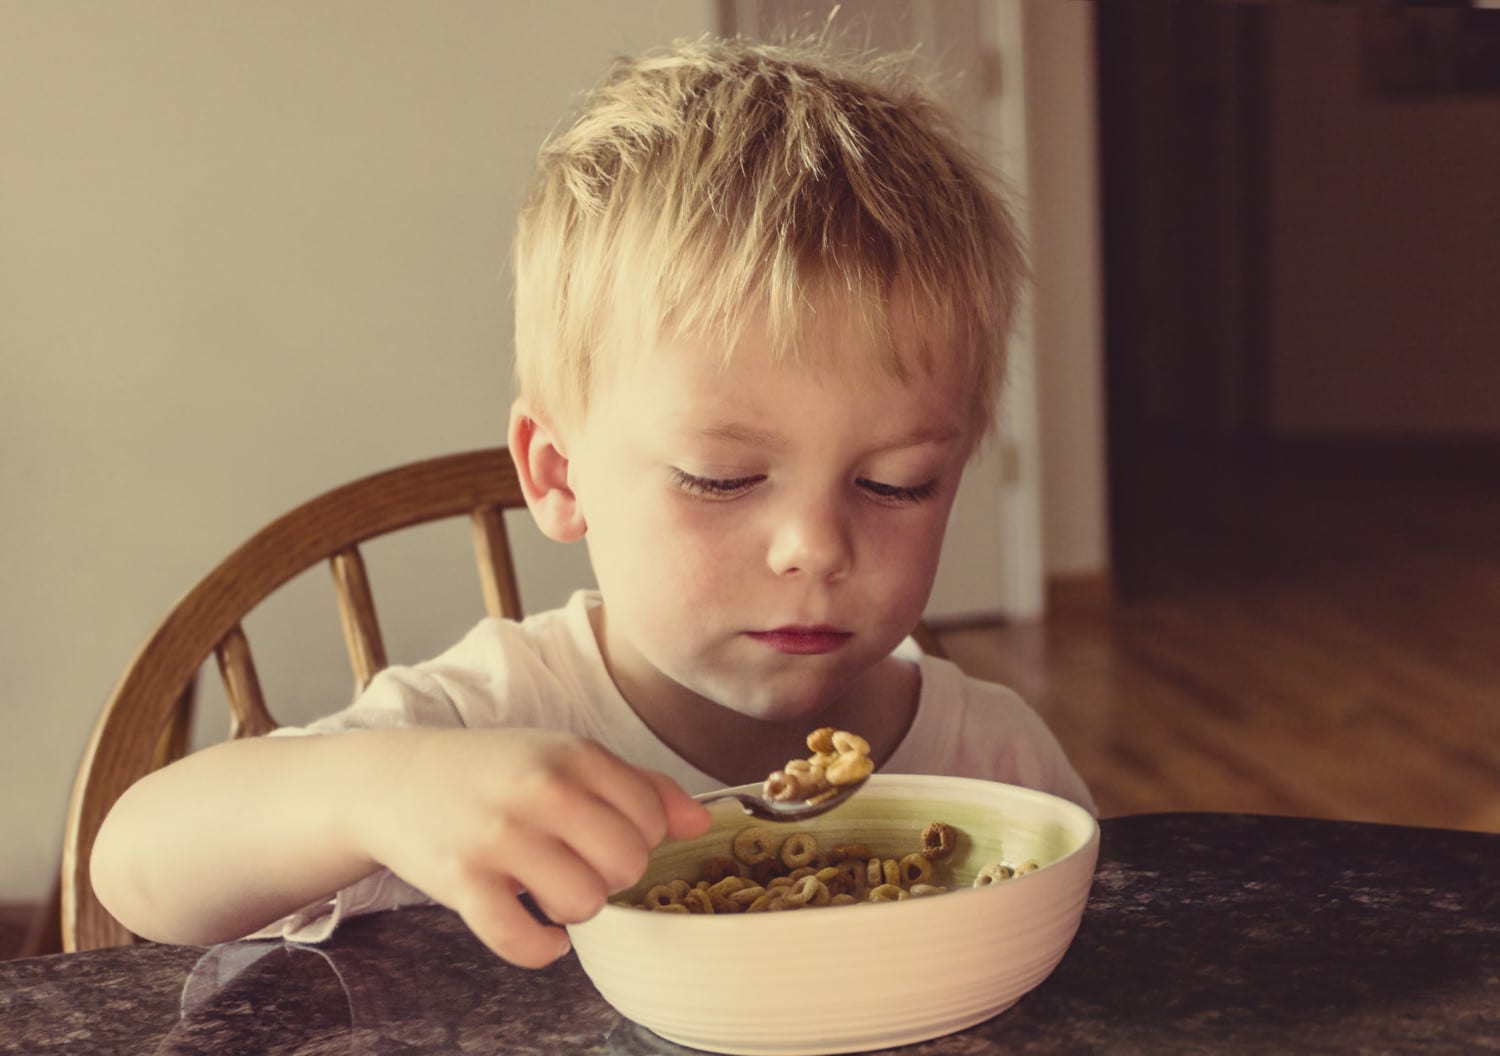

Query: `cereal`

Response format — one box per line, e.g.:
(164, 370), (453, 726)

(780, 832), (818, 869)
(899, 853), (934, 887)
(826, 752), (875, 786)
(829, 843), (873, 863)
(624, 820), (1044, 913)
(973, 863), (1015, 887)
(831, 730), (870, 757)
(732, 826), (781, 866)
(761, 727), (875, 803)
(806, 727), (837, 755)
(643, 884), (680, 910)
(920, 822), (958, 861)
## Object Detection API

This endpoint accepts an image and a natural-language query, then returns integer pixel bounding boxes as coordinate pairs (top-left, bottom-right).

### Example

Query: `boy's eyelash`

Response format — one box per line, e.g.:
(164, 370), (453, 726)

(671, 470), (940, 505)
(671, 469), (764, 498)
(858, 478), (940, 505)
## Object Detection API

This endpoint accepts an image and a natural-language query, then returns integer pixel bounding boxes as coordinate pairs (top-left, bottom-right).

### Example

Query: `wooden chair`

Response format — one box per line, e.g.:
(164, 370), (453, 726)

(54, 445), (947, 953)
(60, 448), (527, 952)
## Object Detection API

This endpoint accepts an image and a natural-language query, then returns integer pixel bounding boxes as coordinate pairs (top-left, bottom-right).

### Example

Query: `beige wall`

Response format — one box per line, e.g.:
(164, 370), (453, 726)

(0, 0), (715, 903)
(1267, 7), (1500, 434)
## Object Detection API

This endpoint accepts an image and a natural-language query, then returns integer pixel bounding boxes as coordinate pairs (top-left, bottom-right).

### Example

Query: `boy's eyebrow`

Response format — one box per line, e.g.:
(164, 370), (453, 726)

(693, 422), (787, 448)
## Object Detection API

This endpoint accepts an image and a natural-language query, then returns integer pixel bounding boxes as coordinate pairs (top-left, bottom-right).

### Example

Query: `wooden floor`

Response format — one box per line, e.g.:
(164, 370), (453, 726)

(936, 438), (1500, 833)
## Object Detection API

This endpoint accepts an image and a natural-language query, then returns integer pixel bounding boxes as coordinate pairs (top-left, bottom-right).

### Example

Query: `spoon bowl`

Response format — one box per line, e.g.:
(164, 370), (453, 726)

(694, 776), (869, 821)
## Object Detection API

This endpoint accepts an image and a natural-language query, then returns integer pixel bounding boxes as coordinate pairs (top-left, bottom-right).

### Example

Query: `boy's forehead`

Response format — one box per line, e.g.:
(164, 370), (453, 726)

(580, 285), (981, 444)
(630, 319), (969, 434)
(642, 288), (963, 383)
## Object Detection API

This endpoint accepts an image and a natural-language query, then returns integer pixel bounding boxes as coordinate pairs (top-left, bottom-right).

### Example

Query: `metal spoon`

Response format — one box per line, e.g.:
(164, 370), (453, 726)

(695, 776), (870, 822)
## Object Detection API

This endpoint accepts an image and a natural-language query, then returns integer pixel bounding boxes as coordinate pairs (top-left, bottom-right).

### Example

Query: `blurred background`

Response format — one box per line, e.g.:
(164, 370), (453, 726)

(3, 0), (1497, 950)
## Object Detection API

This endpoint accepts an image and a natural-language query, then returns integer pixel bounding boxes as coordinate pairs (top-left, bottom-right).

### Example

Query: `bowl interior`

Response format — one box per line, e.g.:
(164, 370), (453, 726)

(613, 773), (1097, 903)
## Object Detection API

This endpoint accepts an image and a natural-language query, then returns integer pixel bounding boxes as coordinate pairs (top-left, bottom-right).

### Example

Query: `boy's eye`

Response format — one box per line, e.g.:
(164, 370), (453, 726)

(858, 478), (940, 505)
(670, 468), (764, 500)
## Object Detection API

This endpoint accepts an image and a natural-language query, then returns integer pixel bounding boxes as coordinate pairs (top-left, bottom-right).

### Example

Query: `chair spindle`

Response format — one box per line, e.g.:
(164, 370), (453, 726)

(471, 505), (523, 619)
(215, 624), (277, 738)
(330, 546), (388, 690)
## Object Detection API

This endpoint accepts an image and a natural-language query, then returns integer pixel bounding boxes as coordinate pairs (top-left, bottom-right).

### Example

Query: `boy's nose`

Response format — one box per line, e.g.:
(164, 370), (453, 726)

(766, 500), (853, 581)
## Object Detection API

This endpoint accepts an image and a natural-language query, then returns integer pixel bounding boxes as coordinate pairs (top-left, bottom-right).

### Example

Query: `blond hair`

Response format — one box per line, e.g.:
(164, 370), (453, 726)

(513, 33), (1027, 443)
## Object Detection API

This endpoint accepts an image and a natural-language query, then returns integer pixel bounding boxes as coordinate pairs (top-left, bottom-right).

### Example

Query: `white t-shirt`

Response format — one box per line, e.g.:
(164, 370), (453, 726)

(254, 590), (1094, 941)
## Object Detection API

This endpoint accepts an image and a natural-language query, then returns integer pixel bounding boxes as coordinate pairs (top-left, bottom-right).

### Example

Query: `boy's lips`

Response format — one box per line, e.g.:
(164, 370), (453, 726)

(745, 626), (852, 655)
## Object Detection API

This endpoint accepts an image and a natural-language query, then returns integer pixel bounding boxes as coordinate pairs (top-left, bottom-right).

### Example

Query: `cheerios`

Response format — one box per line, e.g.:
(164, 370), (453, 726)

(830, 843), (873, 863)
(831, 730), (870, 757)
(806, 727), (837, 755)
(826, 753), (874, 786)
(643, 884), (680, 910)
(779, 832), (819, 869)
(622, 818), (1044, 913)
(920, 821), (958, 860)
(868, 883), (906, 902)
(973, 863), (1015, 887)
(700, 856), (742, 884)
(760, 727), (876, 803)
(899, 852), (934, 887)
(732, 826), (781, 866)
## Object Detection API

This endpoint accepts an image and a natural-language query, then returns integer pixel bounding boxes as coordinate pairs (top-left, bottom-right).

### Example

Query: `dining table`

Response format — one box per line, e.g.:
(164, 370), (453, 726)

(2, 812), (1496, 1055)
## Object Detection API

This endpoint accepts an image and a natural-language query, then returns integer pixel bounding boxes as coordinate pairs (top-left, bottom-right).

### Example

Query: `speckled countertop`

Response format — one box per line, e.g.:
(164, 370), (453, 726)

(3, 814), (1496, 1055)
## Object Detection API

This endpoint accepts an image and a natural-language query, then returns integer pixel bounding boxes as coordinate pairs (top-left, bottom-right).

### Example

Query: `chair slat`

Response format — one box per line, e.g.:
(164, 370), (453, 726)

(330, 546), (388, 689)
(471, 505), (523, 619)
(215, 624), (277, 738)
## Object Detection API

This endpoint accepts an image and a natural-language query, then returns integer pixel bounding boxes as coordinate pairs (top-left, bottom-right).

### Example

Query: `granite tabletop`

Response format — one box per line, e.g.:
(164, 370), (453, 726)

(2, 813), (1496, 1055)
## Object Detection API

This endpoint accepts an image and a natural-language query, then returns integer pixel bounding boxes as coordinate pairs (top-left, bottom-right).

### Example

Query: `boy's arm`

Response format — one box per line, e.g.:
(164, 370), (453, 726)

(90, 726), (709, 967)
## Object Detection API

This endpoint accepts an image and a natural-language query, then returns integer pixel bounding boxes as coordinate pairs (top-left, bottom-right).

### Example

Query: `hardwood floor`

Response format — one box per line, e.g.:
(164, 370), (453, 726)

(936, 438), (1500, 833)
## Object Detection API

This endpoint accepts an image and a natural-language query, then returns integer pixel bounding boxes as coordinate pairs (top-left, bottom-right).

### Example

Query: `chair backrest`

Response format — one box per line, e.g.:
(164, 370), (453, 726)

(61, 445), (949, 952)
(62, 448), (528, 951)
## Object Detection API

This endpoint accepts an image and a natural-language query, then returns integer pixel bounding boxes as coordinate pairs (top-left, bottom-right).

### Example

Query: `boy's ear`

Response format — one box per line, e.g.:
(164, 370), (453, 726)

(508, 400), (586, 543)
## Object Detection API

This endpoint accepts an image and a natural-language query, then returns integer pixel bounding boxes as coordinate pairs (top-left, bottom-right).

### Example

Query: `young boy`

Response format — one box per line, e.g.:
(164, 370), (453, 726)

(91, 34), (1094, 970)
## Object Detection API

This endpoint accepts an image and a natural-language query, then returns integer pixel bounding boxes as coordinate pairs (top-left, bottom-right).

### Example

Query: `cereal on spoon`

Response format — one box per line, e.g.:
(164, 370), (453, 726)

(762, 726), (875, 806)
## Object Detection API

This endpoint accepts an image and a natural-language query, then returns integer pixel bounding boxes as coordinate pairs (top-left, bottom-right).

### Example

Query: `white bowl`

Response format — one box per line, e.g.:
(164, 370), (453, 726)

(567, 773), (1099, 1055)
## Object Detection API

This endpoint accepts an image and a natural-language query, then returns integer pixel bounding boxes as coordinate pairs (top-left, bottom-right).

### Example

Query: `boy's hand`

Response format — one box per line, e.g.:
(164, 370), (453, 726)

(358, 728), (710, 968)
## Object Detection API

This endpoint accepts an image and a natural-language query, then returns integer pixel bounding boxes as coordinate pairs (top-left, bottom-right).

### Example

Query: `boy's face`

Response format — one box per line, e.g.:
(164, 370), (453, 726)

(565, 311), (972, 727)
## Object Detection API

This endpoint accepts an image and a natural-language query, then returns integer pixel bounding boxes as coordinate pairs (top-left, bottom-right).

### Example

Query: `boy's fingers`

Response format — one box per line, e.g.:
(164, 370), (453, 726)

(642, 769), (712, 840)
(503, 823), (619, 923)
(567, 745), (673, 846)
(543, 790), (656, 893)
(458, 881), (572, 970)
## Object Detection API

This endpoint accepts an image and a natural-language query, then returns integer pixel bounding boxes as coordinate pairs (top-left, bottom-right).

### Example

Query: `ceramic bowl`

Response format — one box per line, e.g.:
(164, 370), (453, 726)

(567, 773), (1099, 1055)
